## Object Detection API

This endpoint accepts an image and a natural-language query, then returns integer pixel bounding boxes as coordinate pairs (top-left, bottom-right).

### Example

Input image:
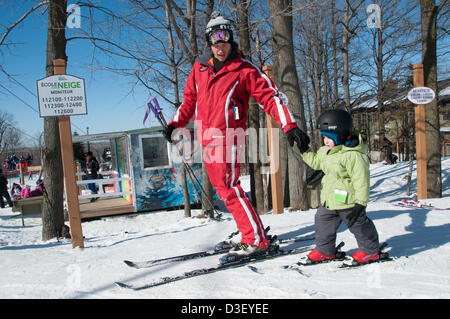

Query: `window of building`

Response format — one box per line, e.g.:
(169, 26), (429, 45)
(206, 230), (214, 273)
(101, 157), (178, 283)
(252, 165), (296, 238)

(141, 135), (170, 169)
(444, 111), (450, 121)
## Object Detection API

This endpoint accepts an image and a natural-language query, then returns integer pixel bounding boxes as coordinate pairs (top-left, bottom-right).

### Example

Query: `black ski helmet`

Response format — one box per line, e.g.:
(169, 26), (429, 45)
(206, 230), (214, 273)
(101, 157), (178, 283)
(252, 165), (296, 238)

(317, 109), (353, 145)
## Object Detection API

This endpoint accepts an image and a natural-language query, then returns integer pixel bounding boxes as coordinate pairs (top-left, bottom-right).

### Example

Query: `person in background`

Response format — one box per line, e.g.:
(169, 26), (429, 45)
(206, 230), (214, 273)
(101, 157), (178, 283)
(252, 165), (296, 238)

(0, 168), (13, 208)
(86, 151), (100, 202)
(11, 183), (22, 199)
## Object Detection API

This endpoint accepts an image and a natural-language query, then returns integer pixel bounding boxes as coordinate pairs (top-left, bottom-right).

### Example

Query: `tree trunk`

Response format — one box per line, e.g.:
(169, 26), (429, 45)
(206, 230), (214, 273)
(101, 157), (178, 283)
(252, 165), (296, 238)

(331, 0), (339, 105)
(268, 0), (308, 210)
(42, 0), (68, 241)
(237, 0), (265, 213)
(376, 26), (386, 158)
(420, 0), (442, 198)
(201, 2), (214, 215)
(342, 1), (351, 112)
(255, 28), (271, 212)
(164, 0), (191, 217)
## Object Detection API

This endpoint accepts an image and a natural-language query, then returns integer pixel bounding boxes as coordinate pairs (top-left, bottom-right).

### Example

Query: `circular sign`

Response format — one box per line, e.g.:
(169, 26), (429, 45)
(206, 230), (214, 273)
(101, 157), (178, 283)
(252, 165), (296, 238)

(37, 74), (87, 117)
(407, 87), (435, 105)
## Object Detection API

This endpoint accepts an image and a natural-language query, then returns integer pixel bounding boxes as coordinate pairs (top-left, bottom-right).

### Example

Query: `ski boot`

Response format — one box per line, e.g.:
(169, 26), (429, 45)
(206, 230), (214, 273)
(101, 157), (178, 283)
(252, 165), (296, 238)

(342, 242), (391, 267)
(301, 241), (346, 265)
(219, 243), (269, 263)
(352, 251), (379, 264)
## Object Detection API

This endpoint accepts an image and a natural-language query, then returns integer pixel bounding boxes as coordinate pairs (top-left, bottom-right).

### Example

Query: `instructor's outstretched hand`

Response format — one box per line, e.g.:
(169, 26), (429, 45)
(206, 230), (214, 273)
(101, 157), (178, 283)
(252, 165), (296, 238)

(286, 127), (310, 153)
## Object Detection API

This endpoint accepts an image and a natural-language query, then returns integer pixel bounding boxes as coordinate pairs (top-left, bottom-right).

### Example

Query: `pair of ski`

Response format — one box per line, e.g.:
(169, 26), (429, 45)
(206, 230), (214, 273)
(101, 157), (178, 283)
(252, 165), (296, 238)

(115, 232), (315, 290)
(116, 236), (391, 290)
(122, 227), (313, 269)
(285, 241), (392, 272)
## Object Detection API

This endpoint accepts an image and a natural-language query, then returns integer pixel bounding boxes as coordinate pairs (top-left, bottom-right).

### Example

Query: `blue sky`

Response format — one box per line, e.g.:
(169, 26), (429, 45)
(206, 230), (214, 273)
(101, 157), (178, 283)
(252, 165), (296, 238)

(0, 2), (172, 146)
(1, 1), (448, 147)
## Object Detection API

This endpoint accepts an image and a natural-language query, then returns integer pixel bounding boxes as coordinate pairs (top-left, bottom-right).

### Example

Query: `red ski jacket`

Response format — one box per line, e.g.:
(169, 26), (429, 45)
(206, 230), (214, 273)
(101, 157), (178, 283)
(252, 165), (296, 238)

(169, 46), (298, 146)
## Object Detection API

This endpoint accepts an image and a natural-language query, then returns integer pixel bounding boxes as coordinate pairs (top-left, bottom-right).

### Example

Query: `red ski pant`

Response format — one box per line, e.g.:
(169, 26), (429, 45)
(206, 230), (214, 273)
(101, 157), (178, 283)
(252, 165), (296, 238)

(203, 139), (269, 248)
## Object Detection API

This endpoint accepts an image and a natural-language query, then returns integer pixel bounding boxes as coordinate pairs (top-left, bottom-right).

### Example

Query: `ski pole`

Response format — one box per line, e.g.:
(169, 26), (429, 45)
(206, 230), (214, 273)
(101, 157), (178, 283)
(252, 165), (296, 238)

(146, 97), (221, 219)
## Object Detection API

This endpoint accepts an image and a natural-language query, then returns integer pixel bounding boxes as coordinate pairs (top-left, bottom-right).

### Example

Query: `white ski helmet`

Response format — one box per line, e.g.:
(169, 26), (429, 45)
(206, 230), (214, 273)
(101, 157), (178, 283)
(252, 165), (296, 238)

(205, 12), (233, 45)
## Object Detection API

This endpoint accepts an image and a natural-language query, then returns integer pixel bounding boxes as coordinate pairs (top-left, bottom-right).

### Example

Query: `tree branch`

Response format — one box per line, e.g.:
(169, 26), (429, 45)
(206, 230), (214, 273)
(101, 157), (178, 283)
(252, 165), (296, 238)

(0, 1), (49, 46)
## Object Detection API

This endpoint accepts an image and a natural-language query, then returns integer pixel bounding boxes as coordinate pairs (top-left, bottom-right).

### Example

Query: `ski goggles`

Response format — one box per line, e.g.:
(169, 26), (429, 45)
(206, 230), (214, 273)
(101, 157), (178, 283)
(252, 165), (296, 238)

(208, 29), (232, 45)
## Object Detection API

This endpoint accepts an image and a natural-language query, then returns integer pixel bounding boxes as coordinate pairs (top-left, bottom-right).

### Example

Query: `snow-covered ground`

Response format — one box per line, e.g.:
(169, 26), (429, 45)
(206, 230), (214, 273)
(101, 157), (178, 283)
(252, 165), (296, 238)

(1, 158), (449, 300)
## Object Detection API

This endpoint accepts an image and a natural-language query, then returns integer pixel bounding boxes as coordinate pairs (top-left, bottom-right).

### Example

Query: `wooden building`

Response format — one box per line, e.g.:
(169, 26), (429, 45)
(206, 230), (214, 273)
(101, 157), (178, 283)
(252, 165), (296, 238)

(351, 78), (450, 162)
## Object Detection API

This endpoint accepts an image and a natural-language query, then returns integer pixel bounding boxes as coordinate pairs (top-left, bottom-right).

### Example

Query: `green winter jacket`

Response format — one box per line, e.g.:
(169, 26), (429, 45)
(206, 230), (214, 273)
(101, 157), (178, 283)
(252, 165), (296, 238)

(301, 132), (370, 210)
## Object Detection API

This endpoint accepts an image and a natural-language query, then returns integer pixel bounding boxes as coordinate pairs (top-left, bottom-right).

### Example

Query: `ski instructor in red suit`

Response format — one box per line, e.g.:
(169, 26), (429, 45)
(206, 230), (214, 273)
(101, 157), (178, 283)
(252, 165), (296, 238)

(163, 12), (309, 258)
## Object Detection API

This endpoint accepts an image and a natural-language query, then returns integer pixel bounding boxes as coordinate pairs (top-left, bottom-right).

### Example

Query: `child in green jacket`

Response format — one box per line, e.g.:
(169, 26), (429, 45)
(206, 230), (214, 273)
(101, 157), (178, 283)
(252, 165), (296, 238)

(299, 109), (380, 264)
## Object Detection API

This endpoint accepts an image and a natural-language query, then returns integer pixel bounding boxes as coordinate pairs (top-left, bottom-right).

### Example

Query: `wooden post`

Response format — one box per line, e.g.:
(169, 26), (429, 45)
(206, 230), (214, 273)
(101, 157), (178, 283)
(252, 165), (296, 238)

(413, 63), (427, 199)
(262, 65), (283, 215)
(19, 164), (24, 185)
(53, 59), (84, 248)
(76, 161), (82, 196)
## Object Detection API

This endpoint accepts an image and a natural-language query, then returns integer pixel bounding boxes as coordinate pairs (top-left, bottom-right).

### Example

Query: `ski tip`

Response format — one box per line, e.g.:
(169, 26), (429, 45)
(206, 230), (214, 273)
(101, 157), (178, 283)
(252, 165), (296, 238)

(115, 281), (133, 289)
(248, 265), (263, 274)
(123, 260), (138, 268)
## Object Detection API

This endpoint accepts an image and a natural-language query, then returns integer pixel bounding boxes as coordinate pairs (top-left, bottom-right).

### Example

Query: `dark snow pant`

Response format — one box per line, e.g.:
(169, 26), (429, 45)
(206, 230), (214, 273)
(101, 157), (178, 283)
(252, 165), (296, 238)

(314, 204), (379, 256)
(0, 188), (13, 208)
(87, 177), (98, 194)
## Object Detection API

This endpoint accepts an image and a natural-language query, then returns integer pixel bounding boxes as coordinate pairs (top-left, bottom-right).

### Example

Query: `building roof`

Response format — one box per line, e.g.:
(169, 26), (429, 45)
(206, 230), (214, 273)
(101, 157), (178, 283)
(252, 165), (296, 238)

(72, 127), (161, 143)
(351, 78), (450, 111)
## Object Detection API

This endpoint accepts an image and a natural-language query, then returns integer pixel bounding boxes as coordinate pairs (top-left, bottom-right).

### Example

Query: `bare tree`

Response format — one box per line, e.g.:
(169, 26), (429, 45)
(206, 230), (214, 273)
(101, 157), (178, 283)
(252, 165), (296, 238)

(420, 0), (447, 198)
(227, 0), (266, 213)
(67, 0), (214, 216)
(1, 0), (72, 240)
(268, 0), (308, 210)
(0, 111), (17, 156)
(368, 1), (418, 157)
(163, 0), (216, 216)
(341, 0), (363, 112)
(163, 0), (191, 217)
(41, 0), (68, 240)
(0, 1), (49, 47)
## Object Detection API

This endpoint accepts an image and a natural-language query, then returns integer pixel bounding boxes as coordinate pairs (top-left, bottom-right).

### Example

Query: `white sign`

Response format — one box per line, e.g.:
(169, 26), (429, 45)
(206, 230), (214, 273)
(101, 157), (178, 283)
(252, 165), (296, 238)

(407, 86), (435, 105)
(37, 74), (87, 117)
(367, 4), (381, 29)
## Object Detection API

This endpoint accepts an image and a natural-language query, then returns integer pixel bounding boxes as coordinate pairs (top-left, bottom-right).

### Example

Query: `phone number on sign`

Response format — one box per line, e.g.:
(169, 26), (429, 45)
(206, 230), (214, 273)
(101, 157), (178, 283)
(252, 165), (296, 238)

(42, 96), (84, 102)
(52, 108), (74, 115)
(43, 101), (83, 109)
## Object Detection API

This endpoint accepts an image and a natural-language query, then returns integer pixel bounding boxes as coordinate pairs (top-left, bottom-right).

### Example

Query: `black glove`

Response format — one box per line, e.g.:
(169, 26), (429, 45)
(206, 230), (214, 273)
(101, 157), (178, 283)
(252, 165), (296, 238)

(286, 127), (310, 153)
(163, 125), (176, 143)
(347, 204), (366, 228)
